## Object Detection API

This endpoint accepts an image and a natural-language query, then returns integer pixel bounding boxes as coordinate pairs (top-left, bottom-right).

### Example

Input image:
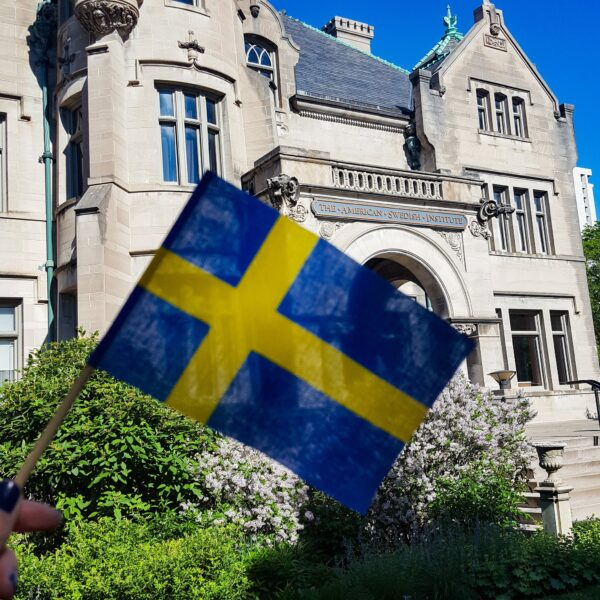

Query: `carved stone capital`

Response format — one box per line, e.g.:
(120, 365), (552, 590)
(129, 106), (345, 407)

(468, 219), (491, 240)
(75, 0), (142, 37)
(266, 174), (299, 211)
(451, 323), (478, 337)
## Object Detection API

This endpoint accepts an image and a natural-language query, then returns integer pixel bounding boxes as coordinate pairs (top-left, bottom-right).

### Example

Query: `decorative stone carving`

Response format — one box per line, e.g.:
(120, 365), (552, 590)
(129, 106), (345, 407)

(468, 219), (491, 240)
(490, 22), (501, 36)
(75, 0), (141, 37)
(27, 0), (57, 65)
(266, 175), (299, 211)
(451, 323), (478, 337)
(477, 197), (515, 225)
(437, 231), (463, 260)
(404, 122), (422, 171)
(535, 442), (566, 485)
(288, 204), (307, 224)
(178, 30), (205, 62)
(319, 221), (345, 240)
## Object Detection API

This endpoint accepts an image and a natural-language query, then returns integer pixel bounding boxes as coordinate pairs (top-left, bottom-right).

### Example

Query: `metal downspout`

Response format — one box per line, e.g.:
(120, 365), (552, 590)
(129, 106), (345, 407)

(29, 1), (57, 341)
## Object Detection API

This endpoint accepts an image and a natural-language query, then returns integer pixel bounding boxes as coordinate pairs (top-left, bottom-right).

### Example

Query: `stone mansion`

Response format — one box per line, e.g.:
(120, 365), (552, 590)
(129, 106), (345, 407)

(1, 0), (598, 421)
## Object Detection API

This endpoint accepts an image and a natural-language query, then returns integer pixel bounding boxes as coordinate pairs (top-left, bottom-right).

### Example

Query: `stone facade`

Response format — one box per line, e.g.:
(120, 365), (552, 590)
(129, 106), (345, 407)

(1, 0), (598, 421)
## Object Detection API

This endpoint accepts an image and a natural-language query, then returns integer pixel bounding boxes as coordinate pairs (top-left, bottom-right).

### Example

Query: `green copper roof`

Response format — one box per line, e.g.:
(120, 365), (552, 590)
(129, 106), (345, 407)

(413, 5), (464, 71)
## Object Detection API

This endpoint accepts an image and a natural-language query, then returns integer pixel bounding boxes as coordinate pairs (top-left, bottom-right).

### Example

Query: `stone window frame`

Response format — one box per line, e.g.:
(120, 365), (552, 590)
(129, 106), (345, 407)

(508, 309), (547, 389)
(62, 105), (84, 202)
(470, 79), (531, 141)
(164, 0), (209, 16)
(476, 89), (491, 131)
(484, 179), (555, 258)
(494, 92), (509, 135)
(495, 297), (578, 392)
(0, 114), (6, 212)
(244, 35), (280, 107)
(550, 310), (575, 386)
(0, 300), (21, 385)
(512, 97), (527, 138)
(157, 86), (222, 185)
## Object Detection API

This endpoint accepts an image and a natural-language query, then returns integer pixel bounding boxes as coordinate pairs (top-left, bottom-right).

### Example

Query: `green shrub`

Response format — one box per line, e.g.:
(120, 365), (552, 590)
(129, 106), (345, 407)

(0, 334), (215, 522)
(429, 458), (527, 527)
(12, 517), (252, 600)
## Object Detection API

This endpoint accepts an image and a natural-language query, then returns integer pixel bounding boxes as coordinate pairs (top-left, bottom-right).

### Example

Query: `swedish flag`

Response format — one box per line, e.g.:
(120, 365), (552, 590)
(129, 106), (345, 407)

(89, 173), (473, 513)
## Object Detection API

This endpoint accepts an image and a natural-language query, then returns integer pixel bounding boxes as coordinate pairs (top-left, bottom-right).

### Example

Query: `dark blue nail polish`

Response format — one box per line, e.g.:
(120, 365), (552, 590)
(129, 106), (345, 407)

(0, 480), (20, 514)
(8, 571), (17, 591)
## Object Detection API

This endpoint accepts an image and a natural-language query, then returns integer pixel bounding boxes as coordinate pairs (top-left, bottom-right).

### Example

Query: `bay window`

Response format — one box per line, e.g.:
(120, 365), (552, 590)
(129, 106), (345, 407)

(159, 88), (221, 184)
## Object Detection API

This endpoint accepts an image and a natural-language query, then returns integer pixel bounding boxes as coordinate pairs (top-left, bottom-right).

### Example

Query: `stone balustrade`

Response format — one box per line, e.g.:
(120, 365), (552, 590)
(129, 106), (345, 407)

(332, 166), (443, 201)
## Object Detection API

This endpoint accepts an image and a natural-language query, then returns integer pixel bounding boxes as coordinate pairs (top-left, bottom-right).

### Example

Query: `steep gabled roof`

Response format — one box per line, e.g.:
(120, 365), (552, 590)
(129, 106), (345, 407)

(413, 6), (464, 72)
(281, 14), (412, 116)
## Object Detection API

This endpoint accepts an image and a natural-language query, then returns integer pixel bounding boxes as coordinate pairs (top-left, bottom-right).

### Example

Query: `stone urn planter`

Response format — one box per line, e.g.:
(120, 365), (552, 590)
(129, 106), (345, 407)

(534, 442), (566, 485)
(74, 0), (143, 37)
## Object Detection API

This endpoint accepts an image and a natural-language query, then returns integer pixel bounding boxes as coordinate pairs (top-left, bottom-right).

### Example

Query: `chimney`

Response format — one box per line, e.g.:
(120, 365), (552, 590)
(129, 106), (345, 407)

(323, 16), (374, 53)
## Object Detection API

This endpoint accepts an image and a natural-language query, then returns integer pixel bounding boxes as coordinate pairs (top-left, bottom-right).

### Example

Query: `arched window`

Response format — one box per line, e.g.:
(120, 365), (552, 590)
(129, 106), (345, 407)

(245, 40), (274, 80)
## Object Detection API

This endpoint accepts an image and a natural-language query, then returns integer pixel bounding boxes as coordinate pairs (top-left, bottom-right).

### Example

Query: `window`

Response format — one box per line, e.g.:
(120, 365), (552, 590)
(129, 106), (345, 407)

(60, 0), (73, 22)
(513, 189), (530, 252)
(512, 98), (526, 138)
(245, 40), (274, 80)
(476, 90), (490, 131)
(245, 37), (279, 105)
(0, 304), (18, 384)
(158, 88), (221, 184)
(493, 186), (511, 251)
(494, 94), (509, 134)
(0, 114), (5, 212)
(510, 311), (544, 387)
(64, 107), (83, 200)
(533, 191), (549, 254)
(551, 311), (573, 385)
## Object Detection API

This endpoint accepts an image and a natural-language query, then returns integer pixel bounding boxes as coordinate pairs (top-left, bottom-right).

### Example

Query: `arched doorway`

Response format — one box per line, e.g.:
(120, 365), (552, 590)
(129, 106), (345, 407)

(364, 254), (449, 317)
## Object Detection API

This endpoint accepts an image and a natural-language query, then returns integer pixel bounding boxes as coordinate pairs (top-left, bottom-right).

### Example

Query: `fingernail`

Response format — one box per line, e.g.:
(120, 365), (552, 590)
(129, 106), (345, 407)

(8, 571), (17, 592)
(0, 480), (20, 514)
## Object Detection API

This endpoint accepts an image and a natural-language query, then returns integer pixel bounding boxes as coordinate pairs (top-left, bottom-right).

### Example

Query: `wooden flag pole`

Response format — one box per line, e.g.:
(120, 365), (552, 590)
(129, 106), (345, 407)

(14, 365), (95, 489)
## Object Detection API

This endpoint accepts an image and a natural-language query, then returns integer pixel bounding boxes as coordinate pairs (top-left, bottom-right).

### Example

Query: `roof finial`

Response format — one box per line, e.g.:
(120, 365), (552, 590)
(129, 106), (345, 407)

(443, 5), (458, 35)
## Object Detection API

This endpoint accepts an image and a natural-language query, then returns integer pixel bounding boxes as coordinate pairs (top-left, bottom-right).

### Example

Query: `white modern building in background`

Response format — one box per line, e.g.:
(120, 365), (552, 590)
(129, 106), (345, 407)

(573, 167), (596, 231)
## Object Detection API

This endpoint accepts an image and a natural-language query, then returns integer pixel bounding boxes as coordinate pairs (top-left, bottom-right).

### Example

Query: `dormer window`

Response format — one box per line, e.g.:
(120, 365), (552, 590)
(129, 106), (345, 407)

(245, 40), (274, 80)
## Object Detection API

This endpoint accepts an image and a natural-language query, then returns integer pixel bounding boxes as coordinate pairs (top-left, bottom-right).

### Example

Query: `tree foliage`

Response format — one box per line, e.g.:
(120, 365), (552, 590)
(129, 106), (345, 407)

(582, 222), (600, 356)
(0, 334), (214, 520)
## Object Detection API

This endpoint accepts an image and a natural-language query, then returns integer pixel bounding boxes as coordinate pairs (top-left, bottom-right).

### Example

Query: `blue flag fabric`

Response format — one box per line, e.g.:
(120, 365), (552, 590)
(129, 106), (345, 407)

(88, 173), (473, 513)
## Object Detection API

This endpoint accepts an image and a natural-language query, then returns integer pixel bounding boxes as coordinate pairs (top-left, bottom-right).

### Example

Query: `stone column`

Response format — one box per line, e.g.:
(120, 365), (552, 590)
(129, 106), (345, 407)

(534, 442), (574, 536)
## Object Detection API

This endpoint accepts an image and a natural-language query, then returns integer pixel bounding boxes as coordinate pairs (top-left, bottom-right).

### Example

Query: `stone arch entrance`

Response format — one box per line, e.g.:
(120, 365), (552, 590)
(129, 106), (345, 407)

(341, 225), (472, 319)
(364, 255), (449, 318)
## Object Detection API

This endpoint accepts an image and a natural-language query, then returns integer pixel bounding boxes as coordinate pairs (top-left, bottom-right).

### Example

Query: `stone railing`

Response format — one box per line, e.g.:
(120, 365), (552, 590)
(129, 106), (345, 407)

(332, 166), (443, 201)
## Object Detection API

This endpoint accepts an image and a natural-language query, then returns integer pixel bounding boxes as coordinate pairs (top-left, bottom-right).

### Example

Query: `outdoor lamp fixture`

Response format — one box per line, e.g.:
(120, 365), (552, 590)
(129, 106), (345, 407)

(488, 370), (516, 390)
(249, 2), (260, 17)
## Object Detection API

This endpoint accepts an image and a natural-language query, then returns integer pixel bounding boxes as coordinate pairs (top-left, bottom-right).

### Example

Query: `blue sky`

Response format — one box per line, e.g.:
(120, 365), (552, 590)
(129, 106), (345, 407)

(275, 0), (599, 212)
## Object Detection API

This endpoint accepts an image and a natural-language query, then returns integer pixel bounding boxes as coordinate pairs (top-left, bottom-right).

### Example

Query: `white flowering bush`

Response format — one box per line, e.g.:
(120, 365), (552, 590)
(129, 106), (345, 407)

(184, 437), (310, 545)
(366, 373), (536, 546)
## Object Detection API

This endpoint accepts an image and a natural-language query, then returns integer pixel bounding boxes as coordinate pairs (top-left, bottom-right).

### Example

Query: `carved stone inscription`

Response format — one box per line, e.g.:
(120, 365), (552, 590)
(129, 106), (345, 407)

(484, 34), (507, 51)
(312, 199), (467, 230)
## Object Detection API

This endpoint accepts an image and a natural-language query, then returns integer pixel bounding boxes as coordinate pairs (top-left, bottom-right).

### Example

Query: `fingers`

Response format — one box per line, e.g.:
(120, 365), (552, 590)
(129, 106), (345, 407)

(0, 481), (20, 551)
(0, 548), (17, 600)
(14, 501), (62, 533)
